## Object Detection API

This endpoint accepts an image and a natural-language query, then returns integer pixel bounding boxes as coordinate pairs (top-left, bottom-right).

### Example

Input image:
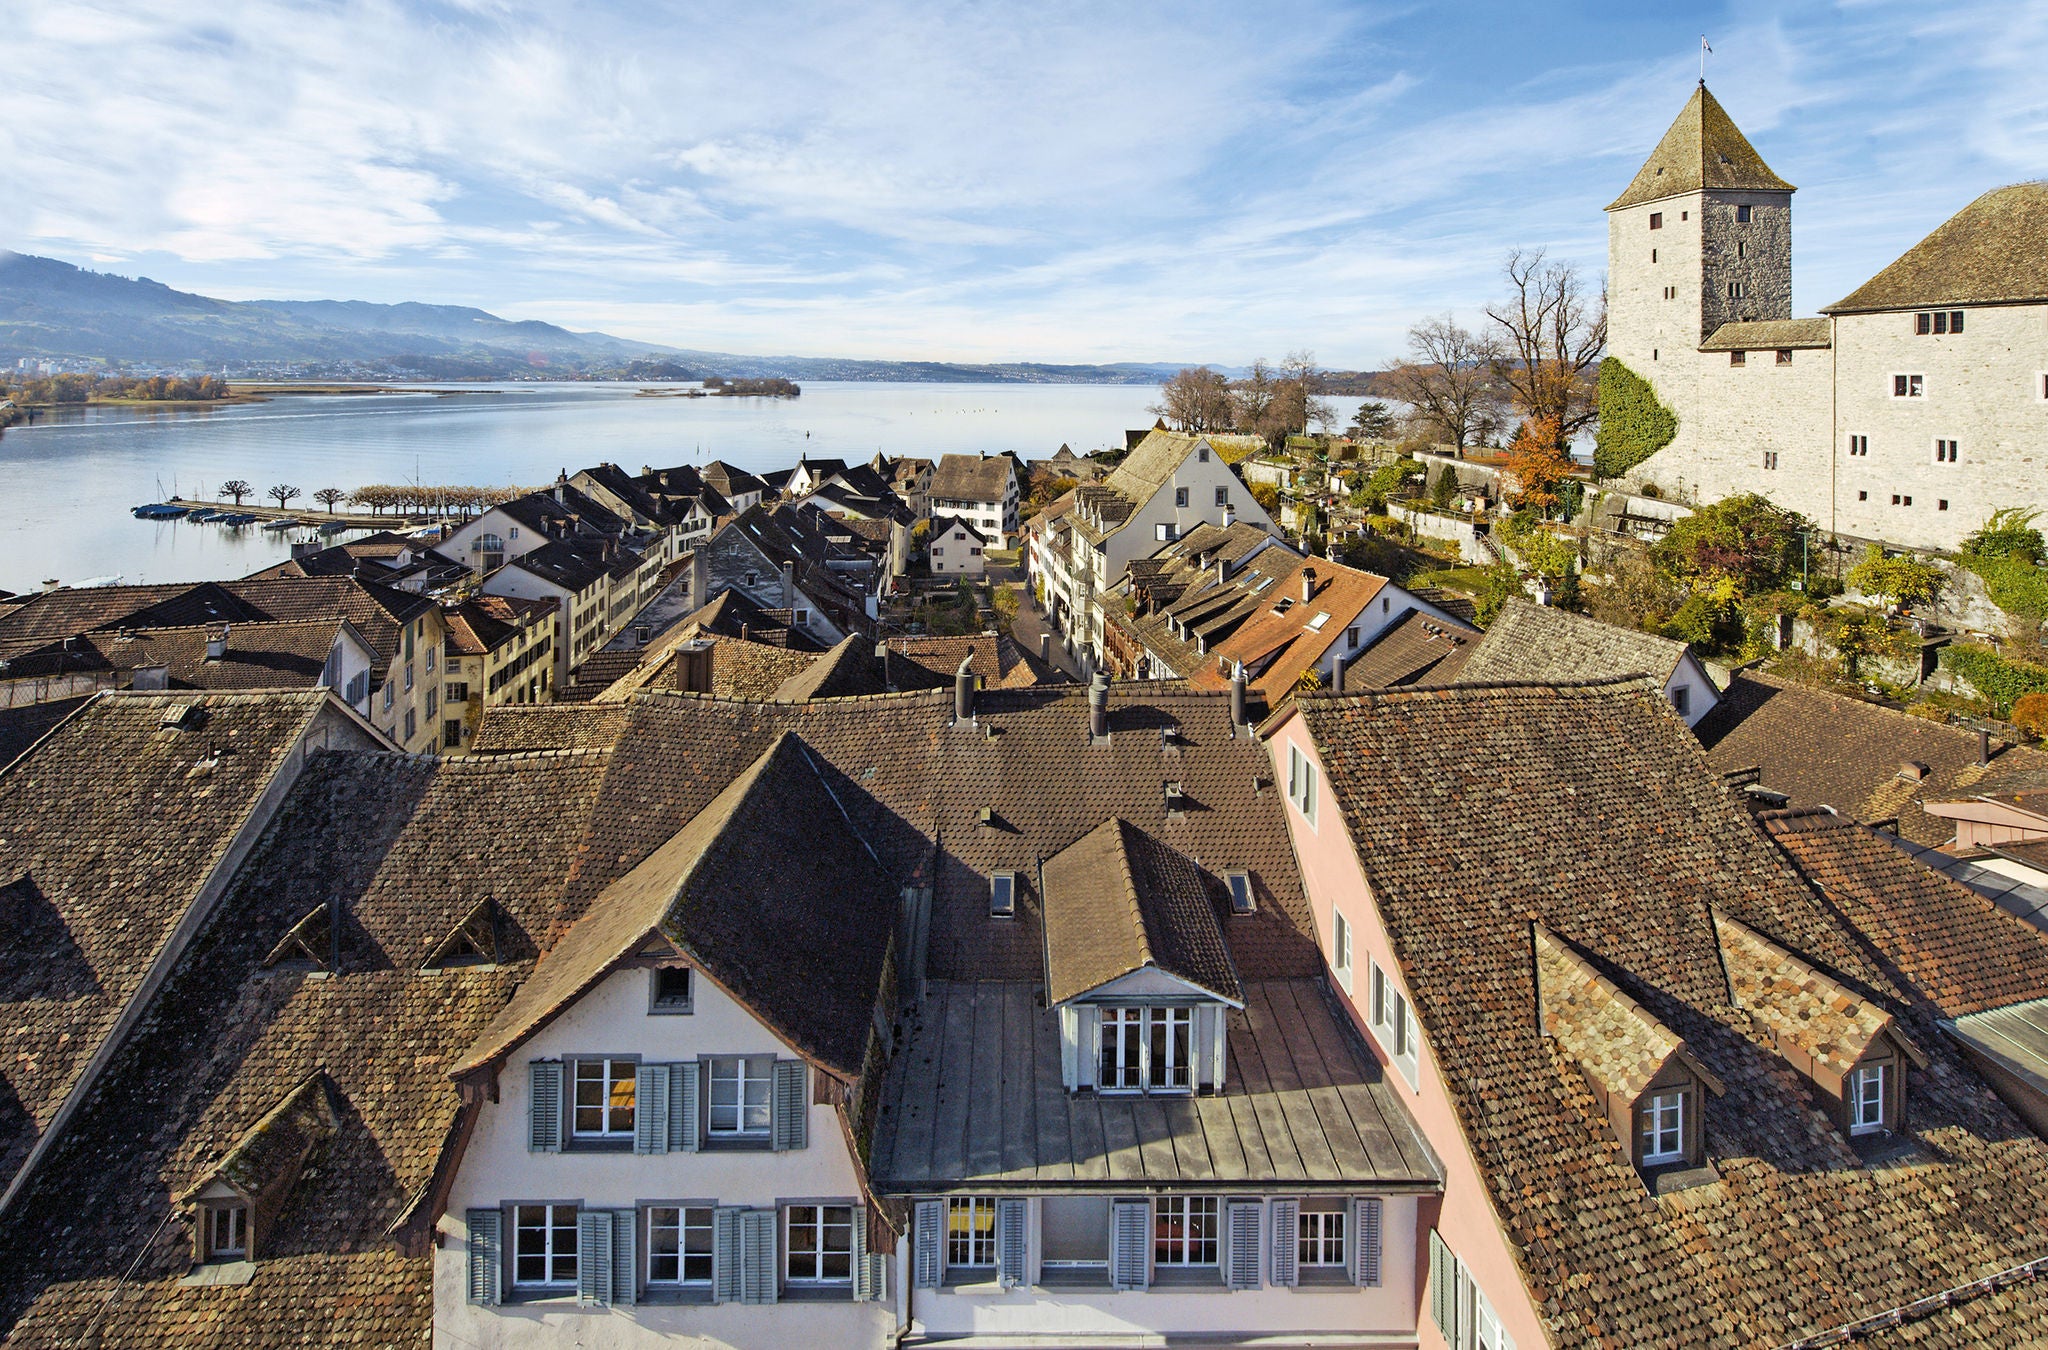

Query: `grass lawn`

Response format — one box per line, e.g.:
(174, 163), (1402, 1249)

(1411, 565), (1494, 595)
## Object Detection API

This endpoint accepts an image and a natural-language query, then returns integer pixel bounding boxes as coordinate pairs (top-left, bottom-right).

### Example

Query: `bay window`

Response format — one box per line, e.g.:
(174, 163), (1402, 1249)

(1098, 1007), (1195, 1093)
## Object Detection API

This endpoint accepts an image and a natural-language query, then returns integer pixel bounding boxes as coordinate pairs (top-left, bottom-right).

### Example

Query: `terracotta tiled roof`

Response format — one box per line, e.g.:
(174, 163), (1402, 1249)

(1826, 181), (2048, 314)
(929, 453), (1013, 502)
(883, 633), (1052, 689)
(1694, 670), (2048, 846)
(1713, 909), (1905, 1080)
(556, 648), (643, 701)
(469, 702), (633, 753)
(1607, 83), (1794, 211)
(1041, 818), (1242, 1006)
(1293, 678), (2048, 1348)
(1534, 927), (1717, 1105)
(1457, 597), (1691, 686)
(1340, 607), (1478, 689)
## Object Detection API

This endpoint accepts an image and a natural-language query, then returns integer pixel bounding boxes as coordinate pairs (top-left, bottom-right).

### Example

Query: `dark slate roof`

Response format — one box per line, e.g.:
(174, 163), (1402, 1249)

(1761, 808), (2048, 1018)
(1693, 670), (2048, 846)
(503, 537), (620, 594)
(0, 583), (258, 658)
(1041, 819), (1242, 1006)
(1699, 317), (1833, 351)
(1341, 607), (1478, 689)
(930, 453), (1014, 502)
(43, 619), (351, 691)
(218, 576), (434, 671)
(767, 634), (888, 702)
(1457, 597), (1691, 686)
(456, 733), (893, 1079)
(1607, 83), (1795, 211)
(0, 691), (332, 1197)
(930, 513), (989, 544)
(494, 483), (629, 538)
(1294, 679), (2048, 1348)
(871, 980), (1438, 1192)
(556, 648), (644, 702)
(0, 746), (610, 1348)
(1826, 181), (2048, 314)
(574, 462), (673, 525)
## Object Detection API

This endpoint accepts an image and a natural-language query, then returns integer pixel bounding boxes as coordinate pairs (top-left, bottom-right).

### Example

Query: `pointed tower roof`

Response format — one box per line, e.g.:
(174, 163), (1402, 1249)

(1607, 84), (1794, 211)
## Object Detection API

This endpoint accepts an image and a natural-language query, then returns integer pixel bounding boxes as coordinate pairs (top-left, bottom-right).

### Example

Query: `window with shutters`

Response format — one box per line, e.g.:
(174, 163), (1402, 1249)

(946, 1197), (997, 1271)
(1154, 1196), (1219, 1267)
(786, 1204), (854, 1284)
(1367, 958), (1421, 1089)
(1287, 743), (1318, 827)
(708, 1056), (772, 1136)
(571, 1058), (636, 1140)
(512, 1204), (579, 1291)
(647, 1205), (715, 1287)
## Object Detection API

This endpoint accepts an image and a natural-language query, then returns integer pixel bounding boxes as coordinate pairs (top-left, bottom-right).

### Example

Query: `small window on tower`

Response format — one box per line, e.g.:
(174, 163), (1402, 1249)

(1649, 212), (1663, 230)
(1776, 349), (1793, 365)
(1763, 452), (1778, 470)
(1736, 204), (1753, 223)
(1651, 248), (1658, 263)
(1730, 351), (1746, 366)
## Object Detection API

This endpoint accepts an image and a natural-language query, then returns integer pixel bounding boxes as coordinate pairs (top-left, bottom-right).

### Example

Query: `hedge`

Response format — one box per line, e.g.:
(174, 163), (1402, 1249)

(1593, 357), (1677, 480)
(1940, 643), (2048, 716)
(1962, 553), (2048, 627)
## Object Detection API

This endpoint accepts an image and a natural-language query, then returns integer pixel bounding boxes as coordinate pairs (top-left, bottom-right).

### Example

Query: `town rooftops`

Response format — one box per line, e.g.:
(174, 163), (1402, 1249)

(1041, 818), (1242, 1007)
(443, 593), (554, 657)
(1606, 82), (1795, 211)
(494, 482), (630, 539)
(1457, 597), (1692, 687)
(699, 459), (768, 500)
(1290, 677), (2048, 1346)
(1699, 317), (1833, 351)
(883, 633), (1051, 690)
(1825, 180), (2048, 314)
(503, 536), (625, 594)
(929, 452), (1014, 502)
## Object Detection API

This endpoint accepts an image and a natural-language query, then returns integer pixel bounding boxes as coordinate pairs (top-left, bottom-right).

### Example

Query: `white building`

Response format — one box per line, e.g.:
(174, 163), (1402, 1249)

(1603, 83), (2048, 552)
(925, 516), (988, 577)
(927, 454), (1019, 548)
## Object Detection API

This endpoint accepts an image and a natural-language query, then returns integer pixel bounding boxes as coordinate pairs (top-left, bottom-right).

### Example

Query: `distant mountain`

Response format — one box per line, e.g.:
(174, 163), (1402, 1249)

(0, 252), (1194, 384)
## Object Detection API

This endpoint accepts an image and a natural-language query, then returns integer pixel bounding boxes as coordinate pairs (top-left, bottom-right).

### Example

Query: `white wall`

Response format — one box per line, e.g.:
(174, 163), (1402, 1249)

(435, 965), (892, 1350)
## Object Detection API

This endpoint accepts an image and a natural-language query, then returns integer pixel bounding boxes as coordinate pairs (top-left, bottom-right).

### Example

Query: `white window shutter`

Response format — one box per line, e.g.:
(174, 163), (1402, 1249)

(1270, 1198), (1299, 1287)
(771, 1060), (808, 1151)
(1354, 1197), (1382, 1287)
(1226, 1200), (1261, 1290)
(997, 1198), (1028, 1286)
(1111, 1200), (1149, 1291)
(577, 1209), (613, 1306)
(635, 1063), (670, 1154)
(612, 1210), (637, 1306)
(852, 1206), (885, 1302)
(1429, 1231), (1460, 1344)
(528, 1061), (562, 1153)
(713, 1207), (746, 1304)
(671, 1061), (700, 1152)
(913, 1200), (943, 1289)
(1456, 1260), (1475, 1348)
(465, 1209), (501, 1305)
(740, 1210), (779, 1304)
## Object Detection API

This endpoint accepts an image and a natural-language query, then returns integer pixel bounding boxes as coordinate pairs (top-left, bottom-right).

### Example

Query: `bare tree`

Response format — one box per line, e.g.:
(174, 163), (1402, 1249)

(1232, 358), (1277, 439)
(1484, 249), (1606, 457)
(219, 479), (252, 507)
(268, 483), (301, 511)
(1149, 367), (1235, 432)
(313, 487), (346, 514)
(1376, 316), (1504, 457)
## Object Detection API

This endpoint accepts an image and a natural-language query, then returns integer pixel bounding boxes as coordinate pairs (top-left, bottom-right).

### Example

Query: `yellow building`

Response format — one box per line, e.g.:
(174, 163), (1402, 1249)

(440, 595), (558, 752)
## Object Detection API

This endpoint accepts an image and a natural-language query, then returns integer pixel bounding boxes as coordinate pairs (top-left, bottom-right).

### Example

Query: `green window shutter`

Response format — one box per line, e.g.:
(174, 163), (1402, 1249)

(1430, 1231), (1460, 1343)
(528, 1061), (562, 1153)
(997, 1198), (1028, 1286)
(1269, 1198), (1299, 1287)
(1111, 1200), (1149, 1291)
(852, 1206), (884, 1302)
(913, 1200), (943, 1289)
(740, 1209), (779, 1304)
(635, 1063), (670, 1154)
(1226, 1200), (1261, 1290)
(671, 1061), (700, 1152)
(577, 1209), (613, 1307)
(1354, 1198), (1382, 1288)
(713, 1207), (746, 1304)
(465, 1209), (502, 1306)
(611, 1210), (637, 1307)
(771, 1060), (808, 1151)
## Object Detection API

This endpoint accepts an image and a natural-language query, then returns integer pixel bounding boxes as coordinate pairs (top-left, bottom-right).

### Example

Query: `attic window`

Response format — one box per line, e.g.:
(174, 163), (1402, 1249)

(650, 965), (693, 1014)
(207, 1204), (249, 1260)
(1250, 576), (1274, 594)
(1307, 612), (1331, 632)
(263, 903), (335, 972)
(989, 872), (1016, 918)
(1164, 782), (1190, 815)
(423, 898), (500, 970)
(159, 702), (205, 731)
(1226, 871), (1255, 916)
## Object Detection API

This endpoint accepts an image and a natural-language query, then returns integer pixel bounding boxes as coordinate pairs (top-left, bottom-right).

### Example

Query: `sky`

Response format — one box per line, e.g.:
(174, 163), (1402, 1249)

(3, 1), (2044, 368)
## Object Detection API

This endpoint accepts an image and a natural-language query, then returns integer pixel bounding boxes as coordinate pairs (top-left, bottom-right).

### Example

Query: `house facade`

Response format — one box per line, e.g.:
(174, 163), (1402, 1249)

(441, 595), (559, 751)
(928, 454), (1019, 547)
(925, 515), (988, 576)
(1605, 84), (2048, 551)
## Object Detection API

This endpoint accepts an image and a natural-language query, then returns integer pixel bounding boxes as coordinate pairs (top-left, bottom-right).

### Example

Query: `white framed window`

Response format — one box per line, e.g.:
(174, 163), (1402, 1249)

(1474, 1286), (1512, 1350)
(947, 1197), (998, 1269)
(1333, 911), (1354, 992)
(1287, 743), (1318, 827)
(1298, 1205), (1346, 1267)
(1102, 1008), (1142, 1090)
(647, 1205), (714, 1285)
(708, 1055), (772, 1135)
(426, 646), (436, 673)
(786, 1204), (854, 1283)
(1153, 1196), (1219, 1266)
(1850, 1062), (1888, 1135)
(1149, 1007), (1192, 1090)
(513, 1204), (579, 1288)
(1226, 870), (1254, 915)
(1097, 1007), (1192, 1093)
(207, 1204), (248, 1259)
(1892, 373), (1925, 398)
(1215, 487), (1229, 508)
(571, 1058), (636, 1138)
(1640, 1090), (1686, 1164)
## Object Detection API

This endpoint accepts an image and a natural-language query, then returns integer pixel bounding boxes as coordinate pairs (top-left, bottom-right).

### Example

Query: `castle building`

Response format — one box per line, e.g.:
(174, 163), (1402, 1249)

(1603, 84), (2048, 552)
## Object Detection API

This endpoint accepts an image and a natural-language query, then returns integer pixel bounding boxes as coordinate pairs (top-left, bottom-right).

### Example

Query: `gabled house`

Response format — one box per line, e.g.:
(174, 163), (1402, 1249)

(692, 509), (863, 646)
(785, 455), (850, 499)
(1455, 597), (1721, 726)
(0, 617), (377, 717)
(482, 537), (646, 690)
(442, 483), (633, 576)
(925, 515), (988, 576)
(570, 463), (689, 564)
(700, 460), (769, 514)
(928, 453), (1019, 547)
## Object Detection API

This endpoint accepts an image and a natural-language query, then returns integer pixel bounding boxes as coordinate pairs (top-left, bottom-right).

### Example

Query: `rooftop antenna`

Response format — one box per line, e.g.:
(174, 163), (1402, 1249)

(1700, 35), (1711, 85)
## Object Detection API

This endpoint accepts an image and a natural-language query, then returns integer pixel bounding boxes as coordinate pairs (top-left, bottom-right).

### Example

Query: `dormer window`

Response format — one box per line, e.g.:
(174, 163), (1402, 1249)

(990, 871), (1016, 918)
(1851, 1063), (1889, 1135)
(1099, 1007), (1191, 1092)
(1639, 1089), (1687, 1164)
(207, 1204), (248, 1260)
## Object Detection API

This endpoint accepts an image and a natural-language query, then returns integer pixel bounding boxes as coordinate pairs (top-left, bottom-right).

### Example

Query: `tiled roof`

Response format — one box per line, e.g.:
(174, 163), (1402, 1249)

(0, 697), (87, 771)
(1607, 83), (1795, 211)
(929, 453), (1014, 502)
(0, 584), (249, 655)
(40, 619), (351, 691)
(469, 702), (633, 753)
(1826, 181), (2048, 313)
(872, 980), (1438, 1191)
(1340, 607), (1478, 689)
(1189, 558), (1389, 706)
(1104, 429), (1203, 505)
(1534, 927), (1712, 1105)
(0, 691), (332, 1196)
(1694, 670), (2048, 846)
(699, 459), (768, 499)
(930, 513), (989, 543)
(767, 634), (888, 702)
(443, 594), (552, 657)
(1042, 819), (1242, 1006)
(1712, 910), (1903, 1080)
(1294, 678), (2048, 1348)
(556, 648), (644, 701)
(1700, 318), (1833, 351)
(1457, 597), (1691, 686)
(0, 745), (608, 1348)
(503, 536), (622, 593)
(1761, 808), (2048, 1017)
(883, 633), (1052, 689)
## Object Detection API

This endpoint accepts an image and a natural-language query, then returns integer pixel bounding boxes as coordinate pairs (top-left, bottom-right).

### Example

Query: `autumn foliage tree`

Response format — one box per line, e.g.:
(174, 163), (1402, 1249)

(1486, 249), (1606, 458)
(1503, 415), (1573, 514)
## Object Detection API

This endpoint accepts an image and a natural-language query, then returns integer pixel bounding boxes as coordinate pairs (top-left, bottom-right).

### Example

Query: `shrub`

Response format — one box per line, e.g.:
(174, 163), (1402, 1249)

(1846, 544), (1944, 610)
(1654, 493), (1810, 597)
(1941, 644), (2048, 716)
(1593, 358), (1678, 479)
(2011, 692), (2048, 741)
(1474, 556), (1524, 627)
(1961, 508), (2045, 565)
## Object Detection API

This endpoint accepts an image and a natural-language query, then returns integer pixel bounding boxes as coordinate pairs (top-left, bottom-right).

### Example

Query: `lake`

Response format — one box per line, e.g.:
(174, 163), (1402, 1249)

(0, 381), (1167, 592)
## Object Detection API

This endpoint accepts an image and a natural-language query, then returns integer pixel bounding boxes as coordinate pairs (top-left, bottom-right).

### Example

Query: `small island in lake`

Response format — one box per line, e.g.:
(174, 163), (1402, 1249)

(637, 376), (800, 399)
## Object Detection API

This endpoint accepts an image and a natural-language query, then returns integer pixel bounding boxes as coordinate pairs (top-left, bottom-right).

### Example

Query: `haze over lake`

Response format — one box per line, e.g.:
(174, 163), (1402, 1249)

(0, 381), (1164, 592)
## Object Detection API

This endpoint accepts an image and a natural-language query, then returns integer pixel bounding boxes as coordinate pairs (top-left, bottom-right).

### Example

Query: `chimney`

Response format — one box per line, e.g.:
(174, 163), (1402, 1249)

(955, 655), (976, 722)
(739, 622), (750, 643)
(1301, 566), (1317, 603)
(671, 639), (716, 694)
(205, 626), (230, 661)
(1979, 728), (1992, 767)
(1330, 659), (1345, 695)
(1039, 631), (1051, 666)
(1222, 502), (1236, 527)
(1088, 670), (1110, 740)
(1230, 663), (1248, 731)
(1217, 555), (1232, 586)
(781, 561), (796, 609)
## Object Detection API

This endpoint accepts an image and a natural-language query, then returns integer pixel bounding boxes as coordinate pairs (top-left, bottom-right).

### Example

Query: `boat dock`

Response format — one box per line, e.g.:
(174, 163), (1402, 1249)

(162, 497), (425, 530)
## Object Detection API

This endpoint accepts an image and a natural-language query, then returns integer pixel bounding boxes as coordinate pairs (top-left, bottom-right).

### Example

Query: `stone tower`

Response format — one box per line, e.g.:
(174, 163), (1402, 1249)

(1604, 84), (1799, 493)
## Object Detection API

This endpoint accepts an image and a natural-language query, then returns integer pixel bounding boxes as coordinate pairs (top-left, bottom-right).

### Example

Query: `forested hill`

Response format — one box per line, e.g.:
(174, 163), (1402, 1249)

(0, 252), (1192, 384)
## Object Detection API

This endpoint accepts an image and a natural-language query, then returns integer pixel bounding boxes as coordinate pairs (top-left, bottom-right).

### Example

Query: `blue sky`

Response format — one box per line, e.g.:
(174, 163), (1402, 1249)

(3, 1), (2043, 366)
